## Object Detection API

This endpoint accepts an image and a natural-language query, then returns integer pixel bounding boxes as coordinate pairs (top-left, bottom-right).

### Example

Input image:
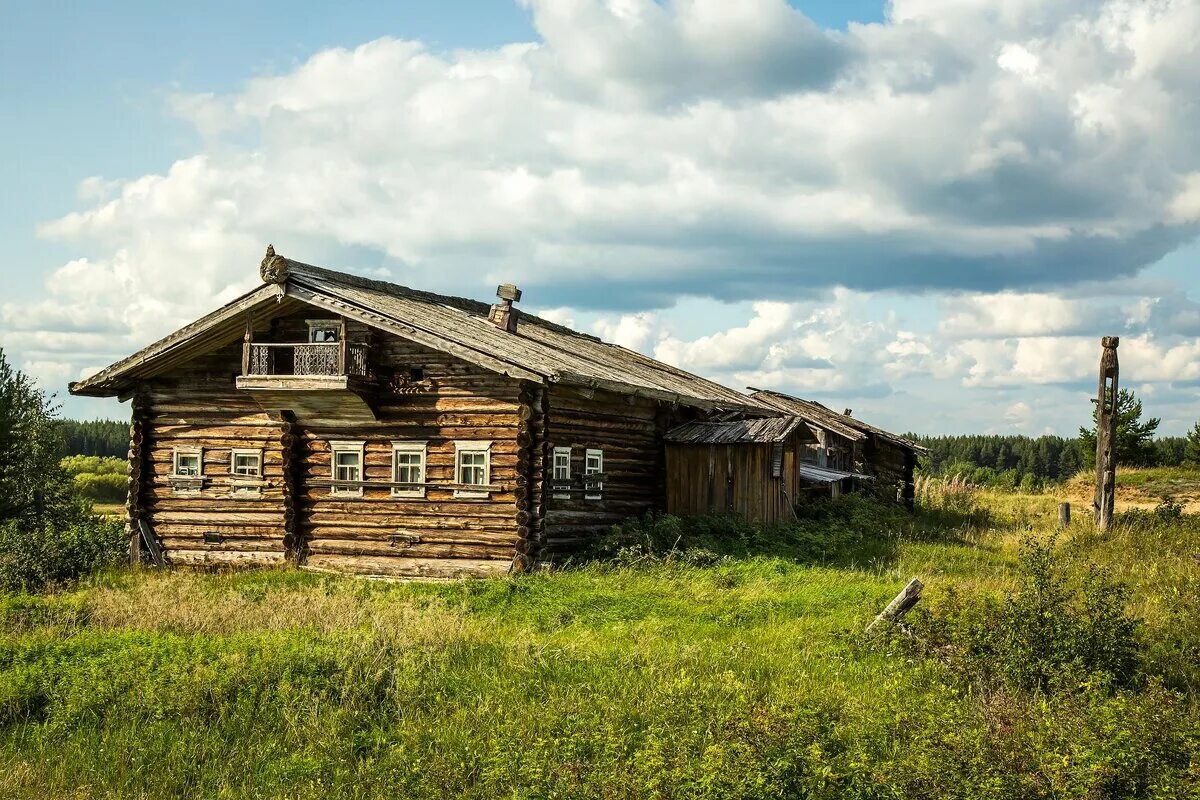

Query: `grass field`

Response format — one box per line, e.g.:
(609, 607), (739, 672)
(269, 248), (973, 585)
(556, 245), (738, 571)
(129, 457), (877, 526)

(3, 483), (1199, 798)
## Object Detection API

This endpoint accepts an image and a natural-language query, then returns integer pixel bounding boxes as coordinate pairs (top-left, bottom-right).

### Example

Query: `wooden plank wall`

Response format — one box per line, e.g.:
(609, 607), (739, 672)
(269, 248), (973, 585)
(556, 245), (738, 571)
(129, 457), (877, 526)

(141, 342), (289, 567)
(297, 332), (521, 579)
(665, 434), (802, 524)
(541, 387), (674, 557)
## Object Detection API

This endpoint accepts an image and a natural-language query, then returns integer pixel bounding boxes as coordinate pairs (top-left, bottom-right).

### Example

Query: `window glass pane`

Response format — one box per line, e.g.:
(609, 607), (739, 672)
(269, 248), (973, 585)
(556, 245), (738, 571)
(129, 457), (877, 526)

(176, 454), (199, 475)
(395, 452), (422, 484)
(233, 454), (259, 476)
(553, 449), (570, 480)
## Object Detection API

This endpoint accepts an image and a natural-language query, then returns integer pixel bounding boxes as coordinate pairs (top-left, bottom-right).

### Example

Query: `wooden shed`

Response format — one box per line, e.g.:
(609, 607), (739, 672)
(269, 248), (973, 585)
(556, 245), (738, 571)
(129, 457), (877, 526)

(663, 417), (819, 523)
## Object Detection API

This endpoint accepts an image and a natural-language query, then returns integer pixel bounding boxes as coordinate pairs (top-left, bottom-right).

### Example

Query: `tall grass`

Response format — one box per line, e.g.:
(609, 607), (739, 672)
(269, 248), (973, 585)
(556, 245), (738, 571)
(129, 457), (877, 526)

(1, 491), (1198, 798)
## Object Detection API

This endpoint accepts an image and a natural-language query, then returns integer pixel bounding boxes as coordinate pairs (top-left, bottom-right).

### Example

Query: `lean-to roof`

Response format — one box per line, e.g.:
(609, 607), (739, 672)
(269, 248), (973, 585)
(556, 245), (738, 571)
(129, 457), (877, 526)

(663, 416), (812, 445)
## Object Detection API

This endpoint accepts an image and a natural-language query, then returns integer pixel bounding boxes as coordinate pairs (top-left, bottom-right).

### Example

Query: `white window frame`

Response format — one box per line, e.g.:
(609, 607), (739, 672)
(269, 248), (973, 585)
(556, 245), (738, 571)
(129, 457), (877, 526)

(391, 441), (427, 498)
(330, 440), (365, 497)
(172, 447), (203, 478)
(230, 448), (263, 478)
(585, 448), (604, 501)
(454, 440), (492, 499)
(552, 446), (572, 499)
(306, 318), (341, 344)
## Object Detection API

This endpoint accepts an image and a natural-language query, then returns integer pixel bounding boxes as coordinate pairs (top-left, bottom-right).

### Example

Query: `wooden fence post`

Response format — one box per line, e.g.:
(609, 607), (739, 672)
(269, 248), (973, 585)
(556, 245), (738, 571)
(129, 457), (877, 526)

(1058, 502), (1071, 529)
(866, 578), (924, 633)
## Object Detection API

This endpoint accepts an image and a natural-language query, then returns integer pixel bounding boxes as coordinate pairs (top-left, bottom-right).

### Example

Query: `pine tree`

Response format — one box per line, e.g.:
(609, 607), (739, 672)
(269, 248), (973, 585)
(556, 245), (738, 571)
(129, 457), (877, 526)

(1078, 388), (1160, 468)
(1185, 421), (1200, 467)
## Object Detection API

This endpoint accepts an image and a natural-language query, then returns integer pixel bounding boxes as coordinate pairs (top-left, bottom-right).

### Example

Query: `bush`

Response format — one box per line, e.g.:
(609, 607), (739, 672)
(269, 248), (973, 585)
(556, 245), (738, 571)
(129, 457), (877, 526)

(589, 496), (912, 567)
(914, 536), (1140, 693)
(0, 515), (126, 592)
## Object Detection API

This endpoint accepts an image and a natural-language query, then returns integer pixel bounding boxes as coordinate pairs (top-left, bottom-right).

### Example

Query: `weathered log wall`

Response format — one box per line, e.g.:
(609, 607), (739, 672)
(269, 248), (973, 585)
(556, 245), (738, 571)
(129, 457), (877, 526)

(862, 437), (916, 509)
(541, 387), (678, 556)
(296, 333), (521, 579)
(140, 342), (289, 567)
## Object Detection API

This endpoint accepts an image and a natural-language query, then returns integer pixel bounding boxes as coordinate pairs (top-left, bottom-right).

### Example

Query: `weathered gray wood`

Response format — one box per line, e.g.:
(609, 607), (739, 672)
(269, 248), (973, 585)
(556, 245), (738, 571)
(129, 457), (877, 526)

(138, 519), (166, 567)
(1093, 336), (1119, 533)
(1059, 502), (1071, 529)
(866, 578), (923, 633)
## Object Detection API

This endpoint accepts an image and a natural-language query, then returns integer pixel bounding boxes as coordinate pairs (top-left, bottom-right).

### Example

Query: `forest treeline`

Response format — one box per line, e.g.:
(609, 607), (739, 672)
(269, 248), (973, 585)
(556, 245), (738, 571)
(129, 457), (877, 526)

(913, 433), (1190, 488)
(58, 419), (128, 457)
(911, 388), (1200, 488)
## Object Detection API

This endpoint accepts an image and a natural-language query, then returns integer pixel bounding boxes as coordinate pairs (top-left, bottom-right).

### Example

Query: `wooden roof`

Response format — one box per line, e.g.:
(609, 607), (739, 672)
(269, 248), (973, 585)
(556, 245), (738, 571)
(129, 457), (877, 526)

(664, 416), (814, 445)
(748, 389), (927, 454)
(70, 247), (770, 412)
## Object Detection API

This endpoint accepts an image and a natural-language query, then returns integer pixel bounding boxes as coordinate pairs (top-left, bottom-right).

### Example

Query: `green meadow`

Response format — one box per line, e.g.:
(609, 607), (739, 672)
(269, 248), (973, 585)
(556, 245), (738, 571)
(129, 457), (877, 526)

(1, 483), (1198, 798)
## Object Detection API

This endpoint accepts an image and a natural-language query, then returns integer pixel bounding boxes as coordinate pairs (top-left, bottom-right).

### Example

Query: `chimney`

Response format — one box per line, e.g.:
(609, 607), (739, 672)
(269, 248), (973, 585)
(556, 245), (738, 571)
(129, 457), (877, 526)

(488, 283), (522, 333)
(843, 408), (852, 417)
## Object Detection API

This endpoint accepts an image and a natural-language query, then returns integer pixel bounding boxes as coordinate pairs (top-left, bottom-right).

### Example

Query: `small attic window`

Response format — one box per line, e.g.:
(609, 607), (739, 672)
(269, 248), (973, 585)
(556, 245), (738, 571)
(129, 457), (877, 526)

(307, 319), (340, 343)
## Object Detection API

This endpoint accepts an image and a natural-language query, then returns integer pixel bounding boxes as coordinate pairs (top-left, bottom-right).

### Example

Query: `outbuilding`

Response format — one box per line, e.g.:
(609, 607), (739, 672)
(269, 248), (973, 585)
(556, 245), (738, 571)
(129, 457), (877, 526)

(664, 416), (834, 524)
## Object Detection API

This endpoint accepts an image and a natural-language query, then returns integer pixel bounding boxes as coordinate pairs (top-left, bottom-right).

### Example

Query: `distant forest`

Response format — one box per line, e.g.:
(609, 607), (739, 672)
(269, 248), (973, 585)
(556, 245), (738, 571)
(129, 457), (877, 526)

(911, 433), (1190, 488)
(58, 419), (128, 458)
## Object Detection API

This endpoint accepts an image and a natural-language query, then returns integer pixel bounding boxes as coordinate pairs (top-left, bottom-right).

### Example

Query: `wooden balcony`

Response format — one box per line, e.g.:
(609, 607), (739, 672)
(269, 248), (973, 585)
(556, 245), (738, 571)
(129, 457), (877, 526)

(236, 341), (377, 423)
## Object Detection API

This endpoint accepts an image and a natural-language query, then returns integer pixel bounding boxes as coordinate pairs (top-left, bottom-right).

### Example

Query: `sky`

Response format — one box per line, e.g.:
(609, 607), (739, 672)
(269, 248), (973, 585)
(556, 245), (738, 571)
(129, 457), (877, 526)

(2, 0), (1199, 436)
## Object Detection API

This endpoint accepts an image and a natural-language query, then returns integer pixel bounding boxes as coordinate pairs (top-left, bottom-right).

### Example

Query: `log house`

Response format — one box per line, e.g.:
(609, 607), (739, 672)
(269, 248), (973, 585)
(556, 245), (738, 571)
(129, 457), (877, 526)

(71, 247), (771, 578)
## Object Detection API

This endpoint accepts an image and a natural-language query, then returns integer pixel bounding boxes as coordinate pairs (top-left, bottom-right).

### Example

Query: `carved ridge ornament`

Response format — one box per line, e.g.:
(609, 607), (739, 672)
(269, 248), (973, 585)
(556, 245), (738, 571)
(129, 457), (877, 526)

(260, 244), (290, 284)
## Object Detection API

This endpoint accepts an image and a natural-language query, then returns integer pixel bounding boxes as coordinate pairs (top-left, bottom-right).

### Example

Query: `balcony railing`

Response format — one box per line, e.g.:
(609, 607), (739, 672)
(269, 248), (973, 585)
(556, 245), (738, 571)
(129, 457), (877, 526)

(243, 342), (369, 378)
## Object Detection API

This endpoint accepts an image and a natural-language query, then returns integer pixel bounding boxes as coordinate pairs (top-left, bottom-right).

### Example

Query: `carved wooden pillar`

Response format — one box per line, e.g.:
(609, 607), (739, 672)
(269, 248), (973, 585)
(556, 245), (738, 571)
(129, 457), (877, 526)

(1093, 336), (1119, 532)
(125, 391), (148, 565)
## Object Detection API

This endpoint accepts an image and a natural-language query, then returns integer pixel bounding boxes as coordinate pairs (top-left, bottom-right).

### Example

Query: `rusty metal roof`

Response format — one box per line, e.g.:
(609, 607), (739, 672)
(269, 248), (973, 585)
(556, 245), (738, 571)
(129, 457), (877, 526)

(664, 416), (812, 444)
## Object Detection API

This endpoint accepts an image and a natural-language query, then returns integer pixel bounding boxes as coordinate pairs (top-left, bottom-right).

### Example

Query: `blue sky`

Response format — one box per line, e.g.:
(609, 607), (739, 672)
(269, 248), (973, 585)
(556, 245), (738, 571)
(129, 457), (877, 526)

(3, 0), (1199, 435)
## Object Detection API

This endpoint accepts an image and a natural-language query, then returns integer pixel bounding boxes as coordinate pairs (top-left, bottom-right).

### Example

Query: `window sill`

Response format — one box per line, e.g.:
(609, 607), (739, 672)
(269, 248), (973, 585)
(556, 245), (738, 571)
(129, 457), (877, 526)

(169, 476), (207, 493)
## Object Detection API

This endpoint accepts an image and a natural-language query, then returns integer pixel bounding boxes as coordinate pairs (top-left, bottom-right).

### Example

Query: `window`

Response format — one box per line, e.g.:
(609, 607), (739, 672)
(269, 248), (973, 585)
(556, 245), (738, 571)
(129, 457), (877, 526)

(552, 446), (571, 499)
(307, 319), (341, 343)
(454, 441), (491, 499)
(330, 440), (365, 497)
(585, 448), (604, 500)
(231, 449), (262, 478)
(173, 448), (202, 477)
(391, 441), (427, 498)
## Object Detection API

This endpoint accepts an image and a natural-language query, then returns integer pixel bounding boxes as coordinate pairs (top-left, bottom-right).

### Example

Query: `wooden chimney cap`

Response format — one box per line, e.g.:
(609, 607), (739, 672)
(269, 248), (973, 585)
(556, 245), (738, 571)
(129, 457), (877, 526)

(496, 283), (522, 303)
(1101, 336), (1120, 348)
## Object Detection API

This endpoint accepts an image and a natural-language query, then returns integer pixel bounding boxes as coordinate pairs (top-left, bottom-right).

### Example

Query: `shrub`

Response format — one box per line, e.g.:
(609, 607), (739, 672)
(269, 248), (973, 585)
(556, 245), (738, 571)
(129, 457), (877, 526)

(60, 455), (126, 477)
(914, 536), (1140, 693)
(0, 515), (126, 592)
(589, 496), (911, 567)
(71, 471), (127, 502)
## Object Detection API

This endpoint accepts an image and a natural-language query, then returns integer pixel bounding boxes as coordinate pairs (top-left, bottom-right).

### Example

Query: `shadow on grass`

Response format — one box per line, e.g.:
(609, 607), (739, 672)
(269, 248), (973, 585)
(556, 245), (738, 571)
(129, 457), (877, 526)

(575, 495), (990, 571)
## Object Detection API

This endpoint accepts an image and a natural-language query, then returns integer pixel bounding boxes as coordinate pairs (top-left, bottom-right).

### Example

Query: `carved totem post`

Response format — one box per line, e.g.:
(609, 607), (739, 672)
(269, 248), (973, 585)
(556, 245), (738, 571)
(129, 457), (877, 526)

(1093, 336), (1119, 532)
